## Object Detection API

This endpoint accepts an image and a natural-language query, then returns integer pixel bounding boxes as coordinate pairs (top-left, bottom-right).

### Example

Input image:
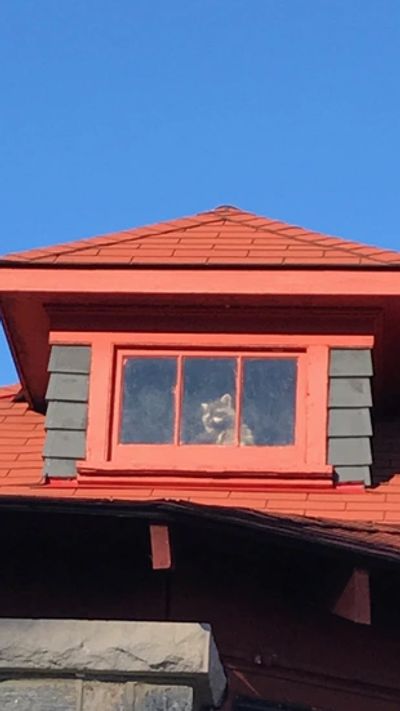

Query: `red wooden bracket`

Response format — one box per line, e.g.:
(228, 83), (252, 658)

(149, 524), (172, 570)
(332, 568), (371, 625)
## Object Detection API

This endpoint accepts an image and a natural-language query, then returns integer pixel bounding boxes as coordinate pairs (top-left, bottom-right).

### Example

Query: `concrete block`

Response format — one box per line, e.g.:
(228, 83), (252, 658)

(49, 346), (91, 375)
(328, 408), (372, 437)
(82, 681), (126, 710)
(44, 458), (77, 478)
(328, 437), (372, 466)
(44, 430), (86, 459)
(329, 378), (372, 407)
(46, 373), (89, 403)
(0, 679), (78, 711)
(334, 465), (371, 485)
(129, 683), (193, 710)
(330, 349), (373, 377)
(46, 401), (88, 430)
(0, 620), (226, 710)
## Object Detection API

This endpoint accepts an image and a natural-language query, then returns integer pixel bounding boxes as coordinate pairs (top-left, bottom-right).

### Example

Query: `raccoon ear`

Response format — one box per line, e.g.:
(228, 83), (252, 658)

(201, 402), (208, 412)
(220, 393), (232, 406)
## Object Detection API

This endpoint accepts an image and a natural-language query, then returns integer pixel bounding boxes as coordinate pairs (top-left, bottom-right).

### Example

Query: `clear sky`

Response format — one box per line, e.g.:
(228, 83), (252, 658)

(1, 1), (400, 384)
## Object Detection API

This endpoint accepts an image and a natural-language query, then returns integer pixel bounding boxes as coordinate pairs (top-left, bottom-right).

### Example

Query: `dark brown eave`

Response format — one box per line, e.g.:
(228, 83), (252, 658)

(0, 496), (399, 567)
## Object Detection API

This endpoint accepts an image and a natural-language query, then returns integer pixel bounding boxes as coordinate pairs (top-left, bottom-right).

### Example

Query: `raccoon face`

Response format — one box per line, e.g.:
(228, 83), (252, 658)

(200, 393), (235, 434)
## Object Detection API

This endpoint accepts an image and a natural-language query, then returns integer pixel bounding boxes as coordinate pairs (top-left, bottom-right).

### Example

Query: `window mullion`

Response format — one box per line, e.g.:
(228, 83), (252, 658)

(234, 356), (243, 446)
(174, 355), (183, 445)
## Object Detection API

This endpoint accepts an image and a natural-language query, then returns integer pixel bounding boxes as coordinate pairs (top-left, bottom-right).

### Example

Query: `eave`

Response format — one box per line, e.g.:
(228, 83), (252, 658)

(0, 496), (399, 566)
(3, 264), (400, 296)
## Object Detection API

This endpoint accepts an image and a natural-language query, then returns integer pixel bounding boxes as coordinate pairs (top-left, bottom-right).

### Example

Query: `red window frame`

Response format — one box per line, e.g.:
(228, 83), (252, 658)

(111, 348), (306, 471)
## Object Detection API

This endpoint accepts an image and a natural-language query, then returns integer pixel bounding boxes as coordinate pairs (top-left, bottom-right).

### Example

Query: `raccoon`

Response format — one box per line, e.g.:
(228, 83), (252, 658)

(200, 393), (254, 445)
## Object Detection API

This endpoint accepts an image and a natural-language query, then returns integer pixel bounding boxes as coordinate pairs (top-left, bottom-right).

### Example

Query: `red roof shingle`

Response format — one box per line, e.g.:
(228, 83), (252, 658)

(0, 385), (44, 487)
(3, 206), (400, 267)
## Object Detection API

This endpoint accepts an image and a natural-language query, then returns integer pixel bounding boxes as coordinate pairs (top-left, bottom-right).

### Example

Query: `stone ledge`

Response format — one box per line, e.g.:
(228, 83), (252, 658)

(0, 619), (226, 709)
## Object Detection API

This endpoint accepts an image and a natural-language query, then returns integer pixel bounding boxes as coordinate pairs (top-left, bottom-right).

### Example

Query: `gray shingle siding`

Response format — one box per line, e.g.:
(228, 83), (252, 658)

(328, 348), (373, 485)
(48, 345), (91, 374)
(44, 345), (91, 480)
(328, 408), (372, 437)
(46, 373), (89, 403)
(46, 401), (88, 430)
(329, 348), (373, 377)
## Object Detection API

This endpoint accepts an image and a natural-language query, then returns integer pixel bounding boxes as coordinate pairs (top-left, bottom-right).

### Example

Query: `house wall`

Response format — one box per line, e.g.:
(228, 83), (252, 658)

(1, 509), (400, 711)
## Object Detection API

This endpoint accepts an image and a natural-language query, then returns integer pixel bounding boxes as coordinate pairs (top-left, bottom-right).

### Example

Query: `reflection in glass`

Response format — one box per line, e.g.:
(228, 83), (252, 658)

(120, 358), (176, 444)
(181, 358), (237, 444)
(242, 358), (297, 445)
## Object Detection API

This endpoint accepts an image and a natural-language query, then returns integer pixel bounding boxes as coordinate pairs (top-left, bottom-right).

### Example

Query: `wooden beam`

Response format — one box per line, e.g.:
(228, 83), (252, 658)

(149, 524), (172, 570)
(332, 567), (371, 625)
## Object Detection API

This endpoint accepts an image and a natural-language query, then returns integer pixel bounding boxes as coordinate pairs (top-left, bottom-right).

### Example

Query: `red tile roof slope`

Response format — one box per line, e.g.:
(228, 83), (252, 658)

(2, 384), (400, 528)
(0, 385), (44, 487)
(3, 206), (400, 267)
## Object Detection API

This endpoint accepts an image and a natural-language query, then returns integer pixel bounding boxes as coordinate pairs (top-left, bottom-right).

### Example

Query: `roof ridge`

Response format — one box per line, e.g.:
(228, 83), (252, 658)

(1, 212), (234, 263)
(197, 204), (257, 216)
(222, 213), (393, 264)
(49, 217), (228, 259)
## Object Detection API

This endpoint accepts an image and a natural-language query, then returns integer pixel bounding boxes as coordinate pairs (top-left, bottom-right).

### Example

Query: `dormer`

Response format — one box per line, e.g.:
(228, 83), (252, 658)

(1, 205), (400, 498)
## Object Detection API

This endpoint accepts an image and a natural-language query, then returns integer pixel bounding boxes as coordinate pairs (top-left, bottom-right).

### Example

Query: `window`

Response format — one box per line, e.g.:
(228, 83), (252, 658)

(104, 336), (328, 476)
(120, 355), (297, 447)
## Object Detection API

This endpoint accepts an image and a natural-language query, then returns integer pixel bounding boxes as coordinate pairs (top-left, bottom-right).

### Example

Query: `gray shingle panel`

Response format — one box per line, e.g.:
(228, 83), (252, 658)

(329, 377), (372, 408)
(334, 465), (372, 485)
(328, 348), (373, 487)
(329, 349), (373, 377)
(48, 345), (91, 375)
(328, 408), (372, 437)
(44, 457), (77, 478)
(46, 401), (88, 430)
(44, 345), (91, 480)
(44, 429), (86, 459)
(328, 437), (372, 466)
(46, 373), (89, 403)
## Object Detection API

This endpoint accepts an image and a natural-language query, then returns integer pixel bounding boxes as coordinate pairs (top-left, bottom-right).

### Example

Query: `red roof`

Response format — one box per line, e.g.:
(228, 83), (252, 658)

(3, 205), (400, 267)
(0, 385), (44, 488)
(1, 383), (400, 526)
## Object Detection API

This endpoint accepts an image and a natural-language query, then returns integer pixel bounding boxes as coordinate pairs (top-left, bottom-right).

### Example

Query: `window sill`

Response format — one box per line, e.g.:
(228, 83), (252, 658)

(77, 460), (333, 483)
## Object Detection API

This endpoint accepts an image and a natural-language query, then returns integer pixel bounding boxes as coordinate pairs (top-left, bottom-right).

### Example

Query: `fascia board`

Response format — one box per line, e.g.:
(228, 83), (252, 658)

(1, 267), (400, 296)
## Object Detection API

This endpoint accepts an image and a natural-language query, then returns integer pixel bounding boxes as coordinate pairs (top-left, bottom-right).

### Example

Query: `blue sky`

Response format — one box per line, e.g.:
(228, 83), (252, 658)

(1, 1), (400, 384)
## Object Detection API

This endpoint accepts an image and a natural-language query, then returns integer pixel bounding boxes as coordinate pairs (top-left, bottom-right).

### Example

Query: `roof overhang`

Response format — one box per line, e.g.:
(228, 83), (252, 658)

(0, 496), (399, 566)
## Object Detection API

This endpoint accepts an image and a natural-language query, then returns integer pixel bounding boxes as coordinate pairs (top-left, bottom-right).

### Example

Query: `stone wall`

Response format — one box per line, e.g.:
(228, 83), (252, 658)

(0, 679), (194, 711)
(0, 619), (225, 710)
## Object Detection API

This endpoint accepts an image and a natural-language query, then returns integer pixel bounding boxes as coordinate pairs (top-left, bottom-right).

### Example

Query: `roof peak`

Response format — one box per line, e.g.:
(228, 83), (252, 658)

(198, 204), (256, 216)
(2, 206), (400, 268)
(210, 204), (249, 212)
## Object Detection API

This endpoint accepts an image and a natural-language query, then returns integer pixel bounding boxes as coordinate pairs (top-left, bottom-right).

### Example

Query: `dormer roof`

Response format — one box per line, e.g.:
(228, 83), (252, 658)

(3, 205), (400, 267)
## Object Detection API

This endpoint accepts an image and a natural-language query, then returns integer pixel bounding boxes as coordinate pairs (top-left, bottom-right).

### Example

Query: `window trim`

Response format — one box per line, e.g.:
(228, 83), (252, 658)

(111, 347), (307, 472)
(63, 331), (338, 480)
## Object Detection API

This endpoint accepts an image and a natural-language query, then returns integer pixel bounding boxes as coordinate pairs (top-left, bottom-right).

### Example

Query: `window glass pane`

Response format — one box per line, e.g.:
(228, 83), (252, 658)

(242, 358), (297, 445)
(181, 358), (237, 444)
(120, 358), (176, 444)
